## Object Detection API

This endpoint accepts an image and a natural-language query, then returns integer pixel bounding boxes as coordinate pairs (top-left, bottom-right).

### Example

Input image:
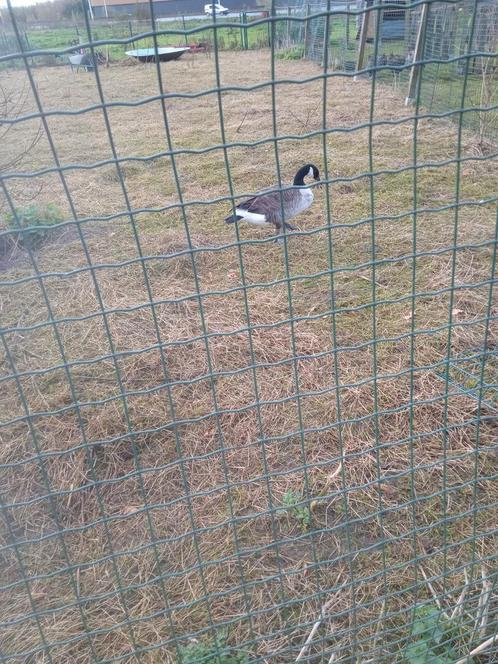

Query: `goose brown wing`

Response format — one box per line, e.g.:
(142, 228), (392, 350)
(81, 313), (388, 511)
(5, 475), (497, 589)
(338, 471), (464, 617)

(237, 185), (276, 210)
(238, 188), (297, 225)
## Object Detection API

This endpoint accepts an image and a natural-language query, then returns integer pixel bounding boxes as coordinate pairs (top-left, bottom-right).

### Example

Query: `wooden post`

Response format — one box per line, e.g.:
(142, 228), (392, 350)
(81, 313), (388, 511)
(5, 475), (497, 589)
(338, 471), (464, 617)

(376, 0), (383, 53)
(405, 2), (429, 105)
(355, 0), (370, 78)
(86, 0), (94, 21)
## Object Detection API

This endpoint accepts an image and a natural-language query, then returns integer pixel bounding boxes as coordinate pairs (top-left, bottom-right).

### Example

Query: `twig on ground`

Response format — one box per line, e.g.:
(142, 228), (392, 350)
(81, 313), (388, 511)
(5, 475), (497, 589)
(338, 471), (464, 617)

(418, 566), (450, 620)
(356, 273), (383, 288)
(454, 633), (498, 664)
(362, 599), (386, 663)
(476, 565), (492, 640)
(236, 110), (249, 133)
(328, 462), (343, 482)
(450, 567), (469, 620)
(287, 101), (320, 131)
(371, 599), (386, 654)
(295, 597), (336, 662)
(295, 573), (343, 662)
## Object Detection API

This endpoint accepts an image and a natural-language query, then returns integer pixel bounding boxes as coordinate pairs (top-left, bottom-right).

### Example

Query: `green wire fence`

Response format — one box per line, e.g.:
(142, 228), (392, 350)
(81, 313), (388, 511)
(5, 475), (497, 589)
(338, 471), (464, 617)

(285, 0), (498, 143)
(0, 0), (497, 662)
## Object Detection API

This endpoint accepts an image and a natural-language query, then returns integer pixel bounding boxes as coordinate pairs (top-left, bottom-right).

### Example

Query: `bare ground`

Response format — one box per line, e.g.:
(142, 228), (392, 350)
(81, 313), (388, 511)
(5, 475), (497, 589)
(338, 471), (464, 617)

(0, 50), (497, 663)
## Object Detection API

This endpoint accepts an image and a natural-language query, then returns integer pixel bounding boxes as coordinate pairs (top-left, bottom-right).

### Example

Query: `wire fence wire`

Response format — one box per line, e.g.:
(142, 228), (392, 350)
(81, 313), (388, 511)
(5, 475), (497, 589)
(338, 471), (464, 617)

(0, 15), (274, 62)
(0, 0), (497, 662)
(285, 0), (498, 142)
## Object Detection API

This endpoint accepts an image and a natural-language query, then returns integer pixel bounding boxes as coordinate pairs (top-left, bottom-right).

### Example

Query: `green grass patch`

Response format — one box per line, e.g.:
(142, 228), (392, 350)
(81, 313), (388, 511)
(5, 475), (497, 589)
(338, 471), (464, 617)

(4, 203), (64, 248)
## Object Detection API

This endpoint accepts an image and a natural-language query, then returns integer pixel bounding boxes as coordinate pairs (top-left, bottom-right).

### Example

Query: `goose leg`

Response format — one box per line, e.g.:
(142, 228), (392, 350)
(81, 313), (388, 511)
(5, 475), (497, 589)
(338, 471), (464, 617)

(273, 227), (284, 244)
(284, 222), (297, 231)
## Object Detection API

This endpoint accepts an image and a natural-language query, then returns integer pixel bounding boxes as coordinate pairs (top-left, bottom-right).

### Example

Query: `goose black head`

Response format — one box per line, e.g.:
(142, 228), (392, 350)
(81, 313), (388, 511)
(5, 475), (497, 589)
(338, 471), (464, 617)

(294, 164), (320, 186)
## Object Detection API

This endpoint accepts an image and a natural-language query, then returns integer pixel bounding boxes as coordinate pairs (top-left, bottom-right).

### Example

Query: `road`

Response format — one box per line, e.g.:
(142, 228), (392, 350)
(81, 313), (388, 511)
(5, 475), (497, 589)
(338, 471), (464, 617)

(156, 5), (355, 22)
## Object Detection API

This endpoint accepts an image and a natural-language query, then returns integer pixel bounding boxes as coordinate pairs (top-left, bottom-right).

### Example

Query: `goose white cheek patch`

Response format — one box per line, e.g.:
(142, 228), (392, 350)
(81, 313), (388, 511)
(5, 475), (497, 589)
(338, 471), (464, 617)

(308, 166), (314, 177)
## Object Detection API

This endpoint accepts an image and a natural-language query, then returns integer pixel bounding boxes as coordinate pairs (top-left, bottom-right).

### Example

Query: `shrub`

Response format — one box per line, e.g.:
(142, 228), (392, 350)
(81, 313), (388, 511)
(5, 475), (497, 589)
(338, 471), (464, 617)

(281, 489), (312, 531)
(5, 203), (64, 248)
(404, 605), (460, 664)
(178, 634), (248, 664)
(276, 47), (304, 60)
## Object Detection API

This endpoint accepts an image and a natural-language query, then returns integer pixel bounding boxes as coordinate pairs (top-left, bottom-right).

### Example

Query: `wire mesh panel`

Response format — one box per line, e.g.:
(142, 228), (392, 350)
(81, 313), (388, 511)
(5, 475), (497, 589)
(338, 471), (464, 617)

(294, 0), (498, 143)
(288, 0), (358, 68)
(0, 1), (497, 663)
(435, 348), (498, 411)
(407, 0), (498, 143)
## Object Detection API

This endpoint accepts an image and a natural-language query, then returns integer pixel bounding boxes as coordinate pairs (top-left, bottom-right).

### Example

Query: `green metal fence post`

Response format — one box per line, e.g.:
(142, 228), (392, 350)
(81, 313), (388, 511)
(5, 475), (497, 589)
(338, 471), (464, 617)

(346, 2), (350, 50)
(286, 6), (290, 47)
(243, 11), (248, 50)
(322, 8), (329, 67)
(303, 3), (310, 58)
(128, 19), (134, 51)
(182, 14), (188, 46)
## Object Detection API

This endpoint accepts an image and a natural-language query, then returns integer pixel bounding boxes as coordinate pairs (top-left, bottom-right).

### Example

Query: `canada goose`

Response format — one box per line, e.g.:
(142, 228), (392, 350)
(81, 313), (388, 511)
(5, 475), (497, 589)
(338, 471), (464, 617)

(224, 164), (320, 242)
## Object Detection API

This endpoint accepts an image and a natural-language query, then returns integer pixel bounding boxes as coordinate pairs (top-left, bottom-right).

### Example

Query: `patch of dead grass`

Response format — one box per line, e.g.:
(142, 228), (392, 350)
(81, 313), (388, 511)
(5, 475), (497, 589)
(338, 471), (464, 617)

(0, 50), (497, 663)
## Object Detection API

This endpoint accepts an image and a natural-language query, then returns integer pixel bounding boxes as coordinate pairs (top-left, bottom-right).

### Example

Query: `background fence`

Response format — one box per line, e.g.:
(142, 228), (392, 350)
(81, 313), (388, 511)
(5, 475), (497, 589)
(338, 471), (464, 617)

(4, 0), (495, 141)
(284, 0), (498, 143)
(1, 0), (497, 662)
(0, 14), (273, 63)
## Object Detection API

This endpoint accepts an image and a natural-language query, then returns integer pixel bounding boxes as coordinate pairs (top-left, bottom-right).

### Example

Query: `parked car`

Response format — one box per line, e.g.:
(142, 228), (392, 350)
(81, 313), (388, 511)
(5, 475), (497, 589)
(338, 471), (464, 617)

(204, 3), (229, 16)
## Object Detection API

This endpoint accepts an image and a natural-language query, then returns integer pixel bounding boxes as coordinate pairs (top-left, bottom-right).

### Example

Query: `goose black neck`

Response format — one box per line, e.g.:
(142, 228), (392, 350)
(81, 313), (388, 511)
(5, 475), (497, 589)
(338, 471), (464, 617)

(293, 166), (309, 186)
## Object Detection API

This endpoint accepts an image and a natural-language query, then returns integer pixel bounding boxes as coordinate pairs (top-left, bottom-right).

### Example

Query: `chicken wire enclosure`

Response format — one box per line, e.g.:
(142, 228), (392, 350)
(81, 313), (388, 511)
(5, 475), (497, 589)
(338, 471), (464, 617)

(1, 0), (498, 662)
(329, 0), (498, 144)
(272, 7), (306, 50)
(281, 2), (497, 148)
(292, 0), (409, 71)
(278, 1), (358, 68)
(304, 2), (330, 62)
(405, 0), (498, 142)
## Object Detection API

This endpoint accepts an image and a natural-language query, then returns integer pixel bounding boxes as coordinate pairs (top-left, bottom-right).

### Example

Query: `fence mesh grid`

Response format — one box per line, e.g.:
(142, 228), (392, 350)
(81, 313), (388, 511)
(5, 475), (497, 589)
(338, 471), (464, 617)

(0, 0), (497, 662)
(283, 0), (498, 144)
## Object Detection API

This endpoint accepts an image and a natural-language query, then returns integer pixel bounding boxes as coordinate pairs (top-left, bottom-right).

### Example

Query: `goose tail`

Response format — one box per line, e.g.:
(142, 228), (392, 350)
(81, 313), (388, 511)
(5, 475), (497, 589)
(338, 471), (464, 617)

(225, 214), (244, 225)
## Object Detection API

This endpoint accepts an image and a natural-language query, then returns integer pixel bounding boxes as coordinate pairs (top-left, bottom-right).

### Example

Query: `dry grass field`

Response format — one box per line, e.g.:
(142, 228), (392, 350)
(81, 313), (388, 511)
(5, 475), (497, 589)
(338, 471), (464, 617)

(0, 50), (497, 662)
